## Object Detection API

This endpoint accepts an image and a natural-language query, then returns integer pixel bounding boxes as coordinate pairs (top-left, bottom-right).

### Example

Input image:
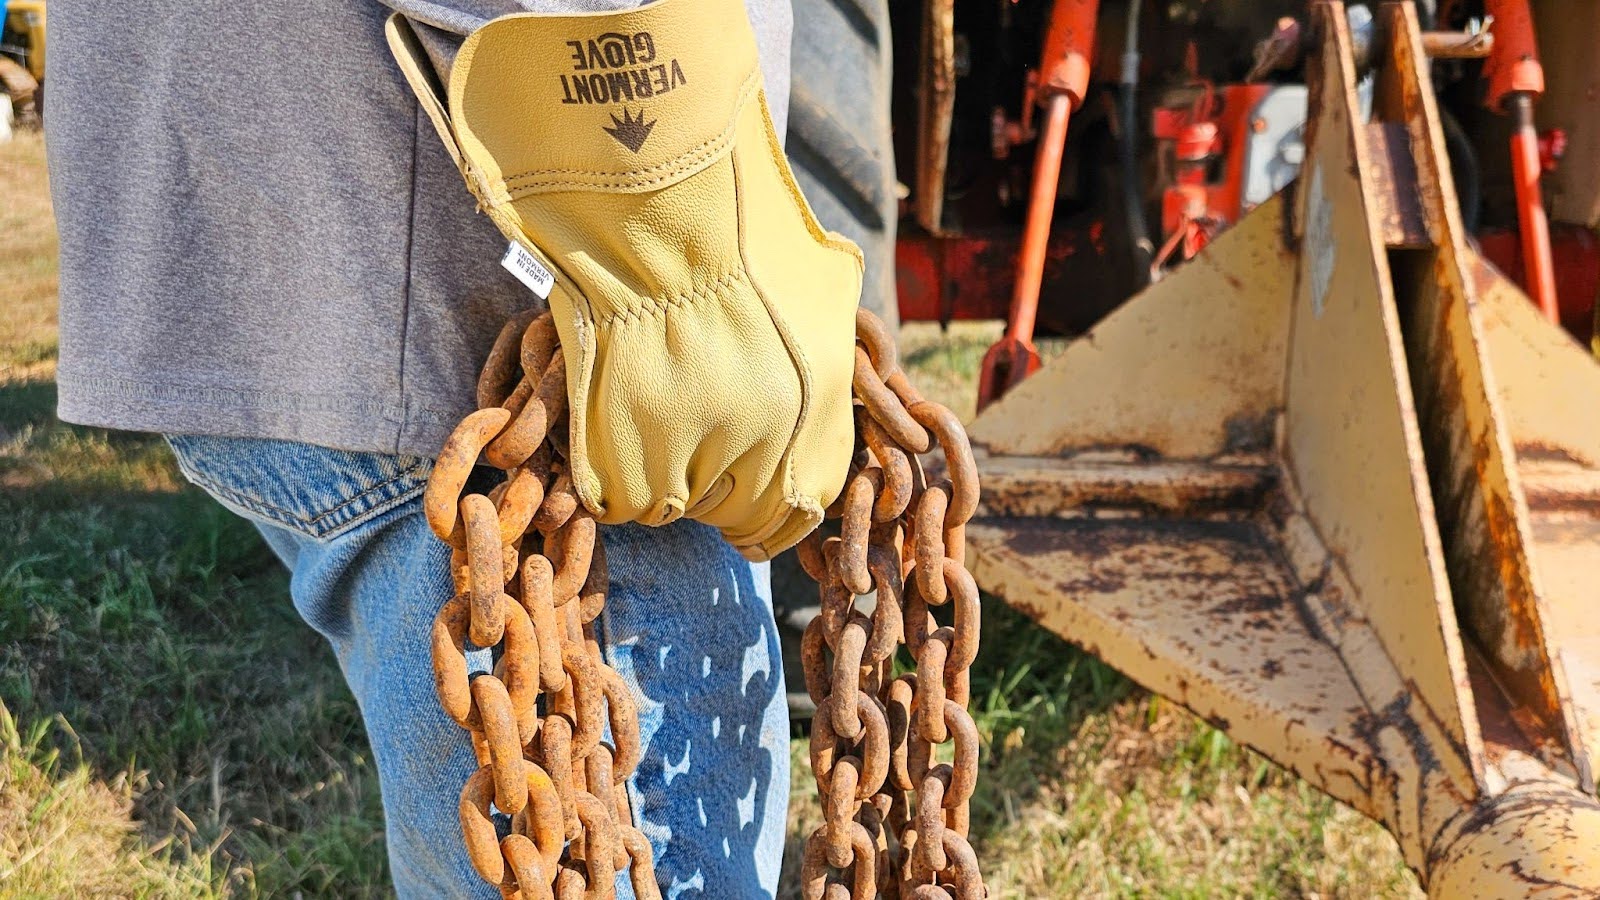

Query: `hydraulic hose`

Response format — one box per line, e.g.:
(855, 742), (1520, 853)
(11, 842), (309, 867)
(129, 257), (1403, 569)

(1119, 0), (1152, 288)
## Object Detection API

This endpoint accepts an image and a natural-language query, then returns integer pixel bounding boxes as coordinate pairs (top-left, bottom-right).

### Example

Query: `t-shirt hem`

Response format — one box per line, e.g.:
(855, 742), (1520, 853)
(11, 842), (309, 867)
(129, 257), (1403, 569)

(55, 371), (460, 459)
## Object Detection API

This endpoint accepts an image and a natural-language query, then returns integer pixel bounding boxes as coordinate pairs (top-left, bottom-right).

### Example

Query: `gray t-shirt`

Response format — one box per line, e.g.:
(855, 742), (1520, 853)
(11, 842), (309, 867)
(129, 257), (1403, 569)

(45, 0), (792, 458)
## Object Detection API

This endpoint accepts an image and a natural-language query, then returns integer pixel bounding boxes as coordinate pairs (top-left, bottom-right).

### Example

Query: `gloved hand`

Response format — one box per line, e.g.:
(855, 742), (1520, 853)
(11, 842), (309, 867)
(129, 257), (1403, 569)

(386, 0), (862, 561)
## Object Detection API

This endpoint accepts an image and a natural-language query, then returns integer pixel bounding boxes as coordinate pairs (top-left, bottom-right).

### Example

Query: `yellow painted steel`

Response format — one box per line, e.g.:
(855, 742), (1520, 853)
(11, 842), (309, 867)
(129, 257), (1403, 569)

(1475, 254), (1600, 801)
(965, 192), (1293, 460)
(1374, 3), (1586, 789)
(966, 2), (1600, 894)
(1279, 3), (1481, 802)
(1477, 256), (1600, 469)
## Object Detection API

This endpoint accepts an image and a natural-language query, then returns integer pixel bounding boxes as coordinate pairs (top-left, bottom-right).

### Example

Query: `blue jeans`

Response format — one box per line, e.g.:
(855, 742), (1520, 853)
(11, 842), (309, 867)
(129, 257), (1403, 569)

(166, 435), (790, 899)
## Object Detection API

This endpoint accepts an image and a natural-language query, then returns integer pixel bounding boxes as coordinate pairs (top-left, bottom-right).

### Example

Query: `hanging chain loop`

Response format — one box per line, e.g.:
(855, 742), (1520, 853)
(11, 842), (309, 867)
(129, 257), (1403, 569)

(426, 308), (985, 898)
(798, 309), (986, 899)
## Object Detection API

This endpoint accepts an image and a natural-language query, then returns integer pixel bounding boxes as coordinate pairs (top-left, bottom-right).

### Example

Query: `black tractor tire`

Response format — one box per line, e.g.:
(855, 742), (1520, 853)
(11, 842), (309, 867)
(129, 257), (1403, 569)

(786, 0), (899, 330)
(775, 0), (900, 717)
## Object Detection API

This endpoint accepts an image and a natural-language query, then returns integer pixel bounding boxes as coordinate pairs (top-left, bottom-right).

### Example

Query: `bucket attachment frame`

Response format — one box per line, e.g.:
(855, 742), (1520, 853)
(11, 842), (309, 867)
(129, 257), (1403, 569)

(966, 3), (1600, 893)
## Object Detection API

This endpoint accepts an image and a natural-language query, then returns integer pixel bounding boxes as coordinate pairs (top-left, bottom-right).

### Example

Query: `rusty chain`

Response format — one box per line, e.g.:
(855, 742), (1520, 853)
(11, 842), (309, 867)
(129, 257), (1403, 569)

(797, 310), (986, 899)
(425, 307), (984, 898)
(425, 309), (654, 900)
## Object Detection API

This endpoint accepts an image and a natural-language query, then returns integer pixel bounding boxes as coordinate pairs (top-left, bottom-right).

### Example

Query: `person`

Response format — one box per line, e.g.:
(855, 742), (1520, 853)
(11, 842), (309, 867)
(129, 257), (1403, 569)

(44, 0), (865, 896)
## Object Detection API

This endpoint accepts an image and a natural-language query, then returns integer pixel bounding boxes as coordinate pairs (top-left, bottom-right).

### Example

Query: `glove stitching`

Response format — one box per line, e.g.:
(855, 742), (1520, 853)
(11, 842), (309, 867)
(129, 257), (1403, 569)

(595, 268), (743, 328)
(500, 129), (723, 186)
(730, 91), (815, 538)
(736, 89), (862, 558)
(493, 75), (760, 196)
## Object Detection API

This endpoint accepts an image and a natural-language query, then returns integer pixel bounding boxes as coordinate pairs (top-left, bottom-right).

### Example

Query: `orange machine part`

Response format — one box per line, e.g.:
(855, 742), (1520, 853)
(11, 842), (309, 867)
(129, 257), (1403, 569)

(1483, 0), (1546, 110)
(1038, 0), (1099, 104)
(978, 0), (1101, 411)
(1483, 0), (1558, 322)
(1508, 95), (1561, 322)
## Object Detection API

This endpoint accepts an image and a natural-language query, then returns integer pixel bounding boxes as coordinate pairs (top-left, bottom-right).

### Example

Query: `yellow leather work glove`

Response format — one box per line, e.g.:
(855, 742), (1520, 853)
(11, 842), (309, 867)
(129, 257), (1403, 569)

(386, 0), (863, 561)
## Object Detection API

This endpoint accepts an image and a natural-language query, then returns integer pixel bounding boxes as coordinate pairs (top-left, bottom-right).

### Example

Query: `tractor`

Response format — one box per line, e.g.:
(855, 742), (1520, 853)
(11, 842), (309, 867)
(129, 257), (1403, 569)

(828, 0), (1600, 893)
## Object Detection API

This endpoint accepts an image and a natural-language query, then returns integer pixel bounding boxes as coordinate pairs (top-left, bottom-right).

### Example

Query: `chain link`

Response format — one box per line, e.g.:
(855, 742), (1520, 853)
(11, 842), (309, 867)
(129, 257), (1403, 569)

(797, 309), (986, 899)
(426, 307), (984, 898)
(426, 309), (656, 900)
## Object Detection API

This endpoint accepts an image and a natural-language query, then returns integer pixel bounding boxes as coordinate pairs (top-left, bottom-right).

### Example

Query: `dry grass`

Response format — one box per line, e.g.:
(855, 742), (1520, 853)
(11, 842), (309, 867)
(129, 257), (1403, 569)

(0, 132), (57, 379)
(0, 705), (219, 897)
(2, 127), (1421, 898)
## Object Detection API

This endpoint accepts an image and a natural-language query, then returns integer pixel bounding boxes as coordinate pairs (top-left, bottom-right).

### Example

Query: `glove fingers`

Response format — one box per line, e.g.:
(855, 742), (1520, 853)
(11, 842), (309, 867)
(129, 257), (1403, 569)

(721, 89), (862, 549)
(728, 503), (822, 564)
(577, 267), (801, 526)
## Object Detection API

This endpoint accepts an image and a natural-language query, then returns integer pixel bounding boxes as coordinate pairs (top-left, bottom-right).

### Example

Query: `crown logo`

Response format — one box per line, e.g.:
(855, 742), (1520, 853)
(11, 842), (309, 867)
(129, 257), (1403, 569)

(603, 107), (657, 153)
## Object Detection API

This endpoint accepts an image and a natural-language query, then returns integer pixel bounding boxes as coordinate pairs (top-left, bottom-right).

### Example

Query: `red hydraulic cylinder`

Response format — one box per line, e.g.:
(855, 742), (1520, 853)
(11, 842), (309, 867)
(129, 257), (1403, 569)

(978, 0), (1099, 411)
(1484, 0), (1559, 323)
(1507, 94), (1560, 322)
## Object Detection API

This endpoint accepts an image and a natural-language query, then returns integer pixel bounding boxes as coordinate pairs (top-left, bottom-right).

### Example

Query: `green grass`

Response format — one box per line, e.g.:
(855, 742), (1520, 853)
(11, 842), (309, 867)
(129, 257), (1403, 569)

(0, 375), (390, 896)
(1, 129), (1420, 898)
(783, 601), (1419, 899)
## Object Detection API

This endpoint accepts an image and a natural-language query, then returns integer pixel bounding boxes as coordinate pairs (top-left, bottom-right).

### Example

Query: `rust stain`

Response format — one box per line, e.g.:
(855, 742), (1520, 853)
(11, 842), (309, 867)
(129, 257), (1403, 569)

(1223, 412), (1278, 453)
(1515, 441), (1587, 465)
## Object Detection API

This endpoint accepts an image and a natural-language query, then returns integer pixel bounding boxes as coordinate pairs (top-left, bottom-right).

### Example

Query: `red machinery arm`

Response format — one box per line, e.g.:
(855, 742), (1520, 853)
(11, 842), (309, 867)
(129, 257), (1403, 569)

(977, 0), (1100, 411)
(1484, 0), (1559, 323)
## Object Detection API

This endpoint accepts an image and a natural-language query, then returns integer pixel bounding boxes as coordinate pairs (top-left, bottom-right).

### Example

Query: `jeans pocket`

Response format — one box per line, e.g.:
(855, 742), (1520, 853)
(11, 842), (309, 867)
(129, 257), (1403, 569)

(165, 435), (431, 541)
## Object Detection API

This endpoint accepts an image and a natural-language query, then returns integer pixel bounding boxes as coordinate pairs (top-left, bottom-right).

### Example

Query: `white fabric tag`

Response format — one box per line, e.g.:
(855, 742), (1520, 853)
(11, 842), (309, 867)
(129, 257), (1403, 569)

(501, 242), (555, 299)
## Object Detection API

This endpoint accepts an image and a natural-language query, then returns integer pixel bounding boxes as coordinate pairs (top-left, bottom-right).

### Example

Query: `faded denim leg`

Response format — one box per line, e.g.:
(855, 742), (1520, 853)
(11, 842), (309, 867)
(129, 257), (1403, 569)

(166, 435), (789, 900)
(599, 524), (790, 898)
